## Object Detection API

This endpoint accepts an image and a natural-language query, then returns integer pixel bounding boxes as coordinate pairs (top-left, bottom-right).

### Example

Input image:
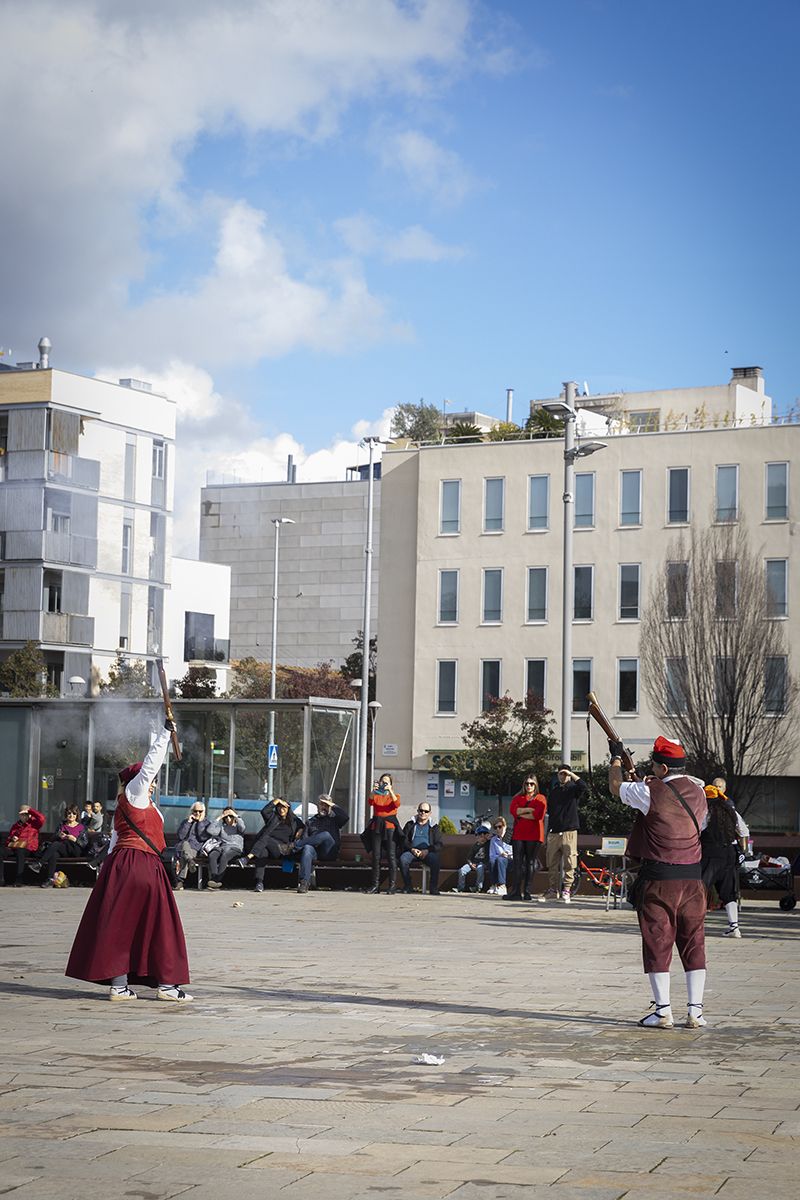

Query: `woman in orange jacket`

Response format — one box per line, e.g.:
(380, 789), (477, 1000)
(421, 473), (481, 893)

(366, 773), (401, 894)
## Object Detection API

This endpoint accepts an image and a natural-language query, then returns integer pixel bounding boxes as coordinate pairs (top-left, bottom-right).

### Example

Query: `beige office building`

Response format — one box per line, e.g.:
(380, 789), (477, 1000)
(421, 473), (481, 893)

(375, 368), (799, 830)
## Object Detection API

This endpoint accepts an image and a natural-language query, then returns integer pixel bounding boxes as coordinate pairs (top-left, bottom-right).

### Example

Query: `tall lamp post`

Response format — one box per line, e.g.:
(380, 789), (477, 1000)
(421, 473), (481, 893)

(268, 516), (295, 802)
(368, 700), (382, 793)
(357, 437), (380, 833)
(539, 382), (606, 768)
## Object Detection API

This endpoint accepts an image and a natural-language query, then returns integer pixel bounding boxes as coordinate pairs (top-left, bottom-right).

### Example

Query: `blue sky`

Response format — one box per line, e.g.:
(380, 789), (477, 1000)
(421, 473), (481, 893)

(2, 1), (798, 548)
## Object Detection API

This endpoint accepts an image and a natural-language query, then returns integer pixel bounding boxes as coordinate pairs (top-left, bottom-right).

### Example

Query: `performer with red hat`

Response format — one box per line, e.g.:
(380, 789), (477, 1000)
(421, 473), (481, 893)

(66, 721), (192, 1002)
(609, 735), (708, 1029)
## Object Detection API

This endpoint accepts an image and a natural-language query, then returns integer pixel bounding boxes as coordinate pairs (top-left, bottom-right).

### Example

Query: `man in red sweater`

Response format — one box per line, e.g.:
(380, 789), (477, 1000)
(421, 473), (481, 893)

(3, 805), (45, 887)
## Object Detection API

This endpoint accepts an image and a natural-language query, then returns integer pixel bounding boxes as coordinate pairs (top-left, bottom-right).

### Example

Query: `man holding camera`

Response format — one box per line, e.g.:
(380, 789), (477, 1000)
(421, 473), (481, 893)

(541, 764), (588, 904)
(205, 806), (246, 890)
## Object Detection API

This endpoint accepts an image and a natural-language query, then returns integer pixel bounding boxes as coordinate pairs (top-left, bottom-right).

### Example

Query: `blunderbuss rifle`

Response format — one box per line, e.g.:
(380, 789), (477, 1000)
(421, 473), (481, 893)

(156, 658), (182, 762)
(586, 691), (638, 778)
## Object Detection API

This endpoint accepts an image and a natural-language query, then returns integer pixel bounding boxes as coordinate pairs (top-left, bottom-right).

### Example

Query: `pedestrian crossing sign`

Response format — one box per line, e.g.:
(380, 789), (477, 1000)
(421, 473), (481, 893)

(268, 743), (279, 769)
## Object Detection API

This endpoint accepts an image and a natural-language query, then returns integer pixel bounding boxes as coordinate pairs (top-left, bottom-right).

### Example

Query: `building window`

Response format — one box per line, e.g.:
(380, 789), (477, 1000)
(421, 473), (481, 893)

(715, 560), (736, 619)
(45, 660), (63, 692)
(574, 473), (595, 528)
(620, 470), (642, 526)
(436, 660), (457, 714)
(715, 464), (738, 522)
(0, 568), (5, 612)
(526, 567), (548, 622)
(46, 490), (71, 535)
(619, 564), (640, 620)
(184, 611), (215, 661)
(482, 568), (503, 623)
(573, 565), (593, 620)
(481, 659), (501, 711)
(438, 569), (459, 624)
(483, 477), (505, 533)
(618, 658), (639, 713)
(528, 474), (549, 531)
(666, 657), (687, 715)
(628, 409), (659, 432)
(124, 437), (137, 503)
(525, 658), (546, 706)
(121, 517), (134, 575)
(667, 467), (690, 524)
(765, 462), (788, 521)
(152, 439), (165, 479)
(714, 656), (734, 715)
(765, 656), (787, 714)
(765, 559), (788, 618)
(572, 659), (591, 713)
(43, 570), (62, 614)
(667, 561), (688, 619)
(119, 585), (132, 649)
(440, 479), (461, 535)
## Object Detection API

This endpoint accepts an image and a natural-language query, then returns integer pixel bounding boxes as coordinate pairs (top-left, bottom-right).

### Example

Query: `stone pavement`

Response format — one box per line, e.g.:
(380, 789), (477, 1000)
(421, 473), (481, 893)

(0, 884), (798, 1200)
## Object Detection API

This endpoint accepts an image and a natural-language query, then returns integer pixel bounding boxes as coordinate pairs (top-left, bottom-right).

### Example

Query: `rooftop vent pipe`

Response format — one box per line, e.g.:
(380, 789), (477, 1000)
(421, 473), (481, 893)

(38, 337), (51, 369)
(506, 387), (513, 423)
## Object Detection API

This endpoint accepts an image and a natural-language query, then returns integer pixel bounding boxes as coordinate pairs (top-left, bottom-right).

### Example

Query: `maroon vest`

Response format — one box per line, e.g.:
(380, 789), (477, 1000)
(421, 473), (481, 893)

(627, 775), (707, 865)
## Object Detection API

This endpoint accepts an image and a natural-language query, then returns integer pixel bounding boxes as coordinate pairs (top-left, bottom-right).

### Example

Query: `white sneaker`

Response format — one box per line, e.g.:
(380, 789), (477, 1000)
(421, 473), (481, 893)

(723, 924), (742, 938)
(156, 987), (193, 1003)
(561, 890), (571, 904)
(638, 1003), (674, 1029)
(109, 986), (138, 1002)
(487, 885), (497, 895)
(538, 889), (557, 903)
(496, 885), (507, 896)
(686, 1003), (707, 1028)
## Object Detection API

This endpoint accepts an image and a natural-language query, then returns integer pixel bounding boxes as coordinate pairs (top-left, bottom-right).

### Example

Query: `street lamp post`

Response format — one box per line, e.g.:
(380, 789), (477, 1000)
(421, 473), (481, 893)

(357, 437), (379, 833)
(368, 700), (382, 792)
(268, 516), (295, 802)
(539, 384), (607, 768)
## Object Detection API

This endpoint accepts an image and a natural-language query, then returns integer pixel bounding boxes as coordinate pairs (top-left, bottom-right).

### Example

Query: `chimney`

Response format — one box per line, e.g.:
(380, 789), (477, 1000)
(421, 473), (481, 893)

(730, 365), (764, 393)
(286, 454), (294, 483)
(37, 336), (51, 369)
(506, 388), (513, 423)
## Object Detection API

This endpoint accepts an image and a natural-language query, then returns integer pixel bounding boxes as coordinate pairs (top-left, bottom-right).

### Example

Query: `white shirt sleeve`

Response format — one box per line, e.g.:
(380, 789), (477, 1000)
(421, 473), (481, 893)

(124, 726), (172, 810)
(735, 811), (749, 838)
(619, 780), (651, 814)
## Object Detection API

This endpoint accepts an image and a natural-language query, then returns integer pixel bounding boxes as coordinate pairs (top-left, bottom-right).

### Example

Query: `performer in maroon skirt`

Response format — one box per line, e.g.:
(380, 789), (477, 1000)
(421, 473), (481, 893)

(609, 735), (708, 1030)
(66, 720), (192, 1003)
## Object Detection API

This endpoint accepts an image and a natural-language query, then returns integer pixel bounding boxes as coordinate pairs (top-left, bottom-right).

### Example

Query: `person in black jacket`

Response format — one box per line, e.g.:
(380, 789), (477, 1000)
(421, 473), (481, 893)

(399, 803), (443, 895)
(293, 794), (348, 894)
(244, 798), (304, 893)
(541, 765), (589, 903)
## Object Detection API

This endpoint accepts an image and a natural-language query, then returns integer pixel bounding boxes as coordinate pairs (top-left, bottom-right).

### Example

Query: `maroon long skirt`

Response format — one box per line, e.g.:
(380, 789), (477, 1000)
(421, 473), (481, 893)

(66, 847), (190, 988)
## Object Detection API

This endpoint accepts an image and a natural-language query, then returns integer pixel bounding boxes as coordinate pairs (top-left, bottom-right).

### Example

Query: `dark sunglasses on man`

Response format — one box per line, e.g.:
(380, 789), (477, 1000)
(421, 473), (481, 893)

(417, 807), (430, 815)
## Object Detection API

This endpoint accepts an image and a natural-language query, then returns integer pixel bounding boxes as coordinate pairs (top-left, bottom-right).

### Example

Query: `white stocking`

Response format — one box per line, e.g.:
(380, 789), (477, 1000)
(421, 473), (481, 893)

(648, 971), (671, 1007)
(686, 968), (706, 1008)
(724, 901), (738, 926)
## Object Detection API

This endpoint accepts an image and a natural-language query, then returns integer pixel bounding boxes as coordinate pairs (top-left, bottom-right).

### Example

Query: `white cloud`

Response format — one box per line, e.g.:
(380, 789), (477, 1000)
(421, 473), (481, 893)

(376, 129), (477, 205)
(0, 0), (477, 365)
(335, 213), (465, 262)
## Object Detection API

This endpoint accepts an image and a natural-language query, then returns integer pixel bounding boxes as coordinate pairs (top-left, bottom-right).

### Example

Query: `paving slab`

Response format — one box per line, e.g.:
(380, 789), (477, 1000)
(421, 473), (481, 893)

(0, 887), (797, 1200)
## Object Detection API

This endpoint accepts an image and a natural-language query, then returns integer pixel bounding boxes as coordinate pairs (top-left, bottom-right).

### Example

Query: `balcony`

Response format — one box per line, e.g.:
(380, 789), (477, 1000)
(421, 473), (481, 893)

(43, 531), (98, 568)
(48, 452), (101, 491)
(184, 636), (230, 664)
(41, 611), (95, 646)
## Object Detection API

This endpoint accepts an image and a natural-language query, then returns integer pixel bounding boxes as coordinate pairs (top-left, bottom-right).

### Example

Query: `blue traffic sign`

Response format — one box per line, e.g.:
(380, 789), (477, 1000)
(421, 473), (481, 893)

(267, 743), (279, 769)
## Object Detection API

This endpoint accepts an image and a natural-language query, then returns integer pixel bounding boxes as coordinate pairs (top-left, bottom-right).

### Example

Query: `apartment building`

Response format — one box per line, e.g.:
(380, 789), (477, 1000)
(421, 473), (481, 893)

(0, 342), (229, 694)
(375, 368), (798, 829)
(199, 471), (379, 670)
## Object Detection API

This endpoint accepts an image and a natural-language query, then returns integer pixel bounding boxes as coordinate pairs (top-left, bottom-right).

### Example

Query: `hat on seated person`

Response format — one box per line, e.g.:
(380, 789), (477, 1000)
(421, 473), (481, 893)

(652, 736), (686, 770)
(119, 761), (143, 787)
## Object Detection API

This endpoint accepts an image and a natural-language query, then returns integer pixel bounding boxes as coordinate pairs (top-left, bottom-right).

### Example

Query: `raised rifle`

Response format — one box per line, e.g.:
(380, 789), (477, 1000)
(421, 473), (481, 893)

(586, 691), (637, 777)
(156, 658), (182, 762)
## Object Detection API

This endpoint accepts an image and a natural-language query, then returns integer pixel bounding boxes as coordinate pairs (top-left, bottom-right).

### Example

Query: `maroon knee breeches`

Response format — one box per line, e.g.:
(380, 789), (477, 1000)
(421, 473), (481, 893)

(637, 878), (706, 974)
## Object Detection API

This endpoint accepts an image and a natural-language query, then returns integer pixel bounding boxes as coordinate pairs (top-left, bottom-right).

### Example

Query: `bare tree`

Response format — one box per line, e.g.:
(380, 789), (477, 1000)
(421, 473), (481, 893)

(640, 521), (798, 805)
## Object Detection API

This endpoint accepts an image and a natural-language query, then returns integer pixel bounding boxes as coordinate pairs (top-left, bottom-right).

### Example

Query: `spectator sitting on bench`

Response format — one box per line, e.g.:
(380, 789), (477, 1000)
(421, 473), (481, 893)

(205, 807), (246, 890)
(294, 794), (348, 895)
(3, 805), (45, 887)
(245, 797), (304, 893)
(400, 803), (443, 895)
(173, 801), (211, 890)
(85, 801), (111, 870)
(488, 817), (513, 895)
(455, 826), (491, 893)
(38, 807), (88, 887)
